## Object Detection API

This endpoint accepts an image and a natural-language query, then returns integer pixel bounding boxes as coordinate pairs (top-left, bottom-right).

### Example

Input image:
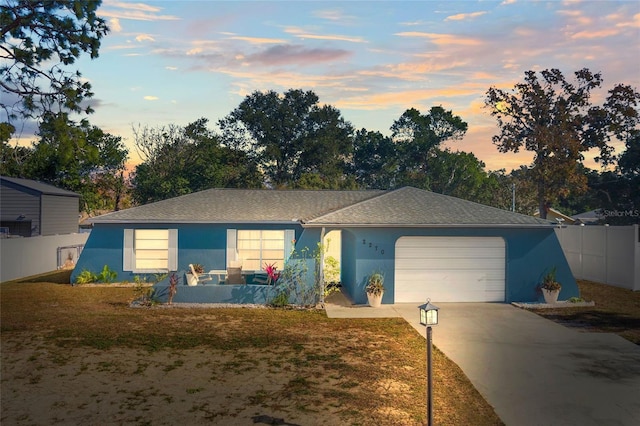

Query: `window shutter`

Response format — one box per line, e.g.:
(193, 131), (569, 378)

(284, 229), (295, 261)
(123, 229), (133, 271)
(168, 229), (178, 271)
(226, 229), (237, 267)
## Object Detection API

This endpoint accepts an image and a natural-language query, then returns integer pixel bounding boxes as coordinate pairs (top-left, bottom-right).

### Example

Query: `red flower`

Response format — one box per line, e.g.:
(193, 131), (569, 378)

(263, 262), (280, 284)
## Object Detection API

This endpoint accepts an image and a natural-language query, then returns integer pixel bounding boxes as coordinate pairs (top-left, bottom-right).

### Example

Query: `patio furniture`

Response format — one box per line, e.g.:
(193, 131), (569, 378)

(226, 266), (245, 284)
(252, 273), (269, 285)
(207, 269), (226, 284)
(188, 264), (213, 285)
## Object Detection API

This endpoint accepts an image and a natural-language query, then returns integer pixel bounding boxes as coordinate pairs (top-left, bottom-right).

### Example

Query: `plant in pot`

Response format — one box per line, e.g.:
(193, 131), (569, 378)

(540, 267), (562, 304)
(185, 263), (206, 286)
(366, 271), (385, 308)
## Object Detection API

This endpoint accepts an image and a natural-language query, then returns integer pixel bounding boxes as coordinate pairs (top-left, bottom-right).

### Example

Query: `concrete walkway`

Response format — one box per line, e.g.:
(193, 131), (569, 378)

(324, 293), (640, 426)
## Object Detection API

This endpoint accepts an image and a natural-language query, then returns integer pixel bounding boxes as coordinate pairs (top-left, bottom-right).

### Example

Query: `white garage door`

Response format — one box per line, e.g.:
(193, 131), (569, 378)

(395, 236), (505, 302)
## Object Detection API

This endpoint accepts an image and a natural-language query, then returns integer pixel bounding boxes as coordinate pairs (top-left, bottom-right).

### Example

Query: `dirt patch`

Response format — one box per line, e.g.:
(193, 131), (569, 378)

(530, 280), (640, 345)
(1, 279), (504, 425)
(0, 339), (350, 425)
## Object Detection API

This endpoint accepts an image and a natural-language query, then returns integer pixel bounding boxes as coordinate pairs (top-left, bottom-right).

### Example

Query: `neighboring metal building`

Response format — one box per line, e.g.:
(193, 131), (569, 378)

(0, 176), (80, 237)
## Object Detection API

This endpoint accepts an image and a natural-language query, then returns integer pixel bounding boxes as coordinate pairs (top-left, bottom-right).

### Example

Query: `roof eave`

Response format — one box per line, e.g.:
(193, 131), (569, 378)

(90, 219), (303, 225)
(303, 222), (555, 228)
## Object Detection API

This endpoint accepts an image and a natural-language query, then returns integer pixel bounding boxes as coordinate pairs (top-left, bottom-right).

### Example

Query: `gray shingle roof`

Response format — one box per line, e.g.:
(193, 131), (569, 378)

(306, 186), (552, 226)
(89, 188), (385, 224)
(1, 176), (79, 197)
(89, 186), (552, 227)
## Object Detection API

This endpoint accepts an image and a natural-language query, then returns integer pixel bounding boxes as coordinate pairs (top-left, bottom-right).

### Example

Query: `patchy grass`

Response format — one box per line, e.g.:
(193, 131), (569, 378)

(531, 280), (640, 344)
(1, 274), (503, 425)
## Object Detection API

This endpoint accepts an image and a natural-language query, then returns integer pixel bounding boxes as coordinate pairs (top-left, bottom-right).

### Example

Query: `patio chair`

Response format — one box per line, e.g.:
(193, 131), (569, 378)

(226, 266), (245, 284)
(188, 264), (212, 284)
(252, 273), (269, 285)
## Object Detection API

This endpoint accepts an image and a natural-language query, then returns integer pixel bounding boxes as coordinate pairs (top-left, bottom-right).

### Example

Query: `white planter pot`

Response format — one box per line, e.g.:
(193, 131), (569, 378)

(542, 288), (560, 304)
(186, 273), (198, 286)
(367, 292), (383, 308)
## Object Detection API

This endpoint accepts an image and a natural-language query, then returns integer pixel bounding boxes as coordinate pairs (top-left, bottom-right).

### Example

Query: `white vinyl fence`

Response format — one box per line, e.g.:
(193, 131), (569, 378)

(555, 225), (639, 291)
(0, 233), (89, 282)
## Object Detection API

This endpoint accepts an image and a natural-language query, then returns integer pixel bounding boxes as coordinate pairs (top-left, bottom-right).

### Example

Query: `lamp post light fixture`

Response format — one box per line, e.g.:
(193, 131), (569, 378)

(418, 299), (439, 426)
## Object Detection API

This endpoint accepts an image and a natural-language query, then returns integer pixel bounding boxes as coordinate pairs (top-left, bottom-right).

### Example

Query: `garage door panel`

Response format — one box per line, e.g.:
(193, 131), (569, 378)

(399, 270), (504, 283)
(396, 248), (503, 260)
(395, 258), (504, 271)
(395, 237), (505, 303)
(397, 237), (504, 249)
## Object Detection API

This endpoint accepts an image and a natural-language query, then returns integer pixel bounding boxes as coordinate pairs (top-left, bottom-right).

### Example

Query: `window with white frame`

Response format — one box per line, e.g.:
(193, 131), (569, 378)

(237, 230), (285, 271)
(124, 229), (177, 272)
(135, 229), (169, 269)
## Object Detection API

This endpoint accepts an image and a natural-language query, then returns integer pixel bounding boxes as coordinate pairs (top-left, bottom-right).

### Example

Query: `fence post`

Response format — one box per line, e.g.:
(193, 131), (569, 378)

(631, 225), (640, 291)
(579, 225), (584, 279)
(604, 225), (609, 285)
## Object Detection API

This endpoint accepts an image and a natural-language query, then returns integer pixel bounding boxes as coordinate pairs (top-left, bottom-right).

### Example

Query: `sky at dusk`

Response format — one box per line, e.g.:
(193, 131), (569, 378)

(9, 0), (640, 172)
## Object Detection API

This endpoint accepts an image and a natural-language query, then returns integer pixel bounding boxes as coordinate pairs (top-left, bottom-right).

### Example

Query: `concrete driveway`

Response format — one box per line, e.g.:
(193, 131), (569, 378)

(325, 296), (640, 426)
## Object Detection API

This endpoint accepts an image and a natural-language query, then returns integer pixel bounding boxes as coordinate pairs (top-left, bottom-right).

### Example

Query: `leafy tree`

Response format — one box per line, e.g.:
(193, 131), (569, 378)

(350, 129), (397, 189)
(1, 0), (109, 121)
(426, 150), (498, 205)
(390, 107), (468, 188)
(218, 89), (354, 188)
(131, 118), (262, 204)
(0, 122), (14, 142)
(485, 68), (635, 219)
(604, 84), (640, 177)
(566, 169), (639, 225)
(509, 167), (547, 215)
(0, 122), (32, 175)
(618, 131), (640, 178)
(26, 112), (128, 212)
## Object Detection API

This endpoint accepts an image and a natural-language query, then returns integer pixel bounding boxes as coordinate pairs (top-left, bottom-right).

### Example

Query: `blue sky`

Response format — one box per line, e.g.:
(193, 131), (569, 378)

(17, 0), (640, 171)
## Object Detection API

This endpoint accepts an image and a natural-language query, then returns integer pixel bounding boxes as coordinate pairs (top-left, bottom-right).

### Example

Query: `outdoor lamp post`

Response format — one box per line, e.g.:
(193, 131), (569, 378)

(418, 299), (439, 426)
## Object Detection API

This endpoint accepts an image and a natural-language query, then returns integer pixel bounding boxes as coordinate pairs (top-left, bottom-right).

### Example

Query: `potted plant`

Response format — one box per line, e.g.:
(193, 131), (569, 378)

(540, 267), (561, 304)
(186, 263), (205, 286)
(366, 271), (385, 308)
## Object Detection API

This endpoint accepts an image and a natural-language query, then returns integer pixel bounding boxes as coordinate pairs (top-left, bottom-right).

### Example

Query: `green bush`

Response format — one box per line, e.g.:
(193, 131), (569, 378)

(75, 269), (98, 284)
(97, 265), (117, 283)
(269, 291), (289, 307)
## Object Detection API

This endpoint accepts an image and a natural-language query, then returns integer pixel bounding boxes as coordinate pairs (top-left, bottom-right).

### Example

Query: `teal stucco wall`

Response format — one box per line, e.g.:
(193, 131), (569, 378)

(338, 226), (577, 305)
(73, 223), (576, 305)
(71, 223), (304, 284)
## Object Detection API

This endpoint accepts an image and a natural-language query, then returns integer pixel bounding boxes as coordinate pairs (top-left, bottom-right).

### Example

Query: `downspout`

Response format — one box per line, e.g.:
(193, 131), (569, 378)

(320, 227), (326, 306)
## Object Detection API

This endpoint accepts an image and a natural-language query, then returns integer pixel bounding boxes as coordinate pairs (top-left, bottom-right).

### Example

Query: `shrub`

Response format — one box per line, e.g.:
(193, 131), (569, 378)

(75, 269), (97, 284)
(97, 265), (117, 283)
(269, 291), (289, 307)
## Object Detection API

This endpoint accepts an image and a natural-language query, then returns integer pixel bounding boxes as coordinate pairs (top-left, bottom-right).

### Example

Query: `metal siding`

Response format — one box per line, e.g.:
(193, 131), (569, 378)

(0, 184), (40, 235)
(40, 195), (78, 235)
(395, 236), (505, 302)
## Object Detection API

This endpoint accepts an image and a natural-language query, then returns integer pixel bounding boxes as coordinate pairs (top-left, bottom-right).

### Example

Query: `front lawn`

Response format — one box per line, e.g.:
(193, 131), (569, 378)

(1, 273), (503, 425)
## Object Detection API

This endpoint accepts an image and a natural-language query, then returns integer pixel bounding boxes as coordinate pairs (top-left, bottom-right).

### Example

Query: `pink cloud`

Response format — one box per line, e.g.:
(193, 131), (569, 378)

(244, 45), (351, 66)
(445, 11), (488, 21)
(395, 31), (483, 46)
